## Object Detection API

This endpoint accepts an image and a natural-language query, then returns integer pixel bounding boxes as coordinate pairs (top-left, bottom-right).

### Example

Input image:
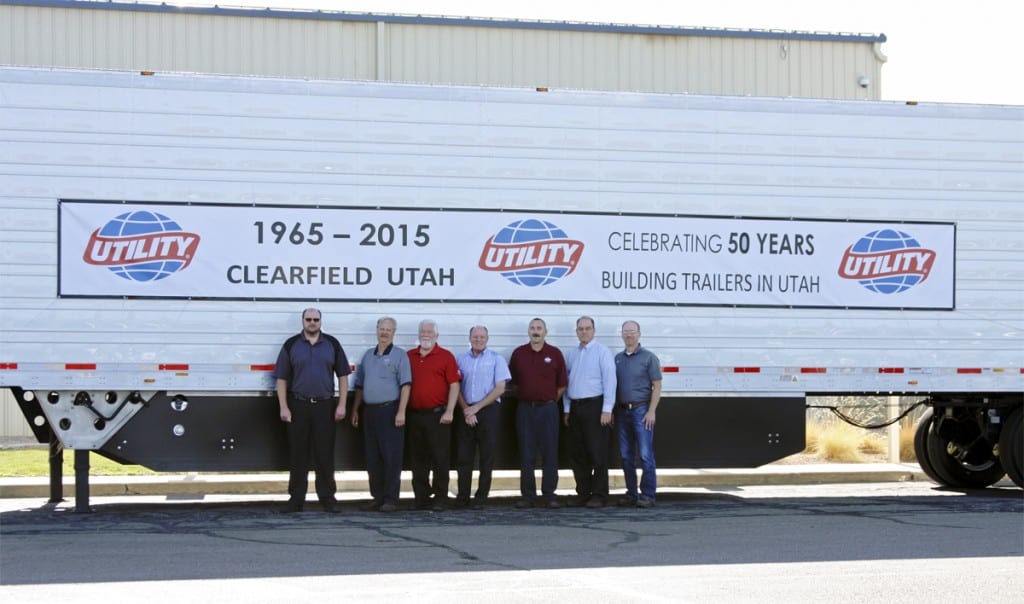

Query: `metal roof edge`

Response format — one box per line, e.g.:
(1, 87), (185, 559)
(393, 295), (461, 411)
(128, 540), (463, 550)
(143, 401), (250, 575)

(0, 0), (888, 43)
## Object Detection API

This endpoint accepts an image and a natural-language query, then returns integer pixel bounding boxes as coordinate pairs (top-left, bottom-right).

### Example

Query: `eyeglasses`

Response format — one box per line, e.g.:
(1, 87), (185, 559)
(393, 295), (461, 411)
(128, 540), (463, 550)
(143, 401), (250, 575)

(304, 317), (321, 322)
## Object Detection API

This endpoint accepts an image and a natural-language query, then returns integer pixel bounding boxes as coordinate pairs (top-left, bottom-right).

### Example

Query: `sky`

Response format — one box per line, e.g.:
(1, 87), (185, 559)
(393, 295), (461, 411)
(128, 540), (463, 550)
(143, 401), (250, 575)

(203, 0), (1023, 105)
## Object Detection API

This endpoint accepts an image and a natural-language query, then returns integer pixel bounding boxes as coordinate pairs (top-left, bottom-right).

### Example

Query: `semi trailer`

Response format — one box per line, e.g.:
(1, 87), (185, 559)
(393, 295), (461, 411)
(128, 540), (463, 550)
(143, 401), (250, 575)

(1, 66), (1020, 502)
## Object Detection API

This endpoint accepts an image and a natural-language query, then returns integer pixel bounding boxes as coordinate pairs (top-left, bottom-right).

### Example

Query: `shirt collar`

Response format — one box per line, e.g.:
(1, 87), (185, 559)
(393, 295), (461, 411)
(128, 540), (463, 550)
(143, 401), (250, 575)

(418, 344), (442, 357)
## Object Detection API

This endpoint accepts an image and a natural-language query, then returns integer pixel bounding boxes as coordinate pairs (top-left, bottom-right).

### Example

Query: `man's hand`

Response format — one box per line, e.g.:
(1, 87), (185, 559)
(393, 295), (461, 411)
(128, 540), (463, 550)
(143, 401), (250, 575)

(280, 408), (292, 423)
(334, 402), (347, 422)
(600, 411), (613, 427)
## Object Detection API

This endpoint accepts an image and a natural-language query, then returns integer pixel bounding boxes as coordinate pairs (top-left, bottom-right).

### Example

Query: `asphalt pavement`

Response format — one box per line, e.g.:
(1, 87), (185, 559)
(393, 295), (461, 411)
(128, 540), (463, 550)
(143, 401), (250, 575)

(2, 479), (1021, 603)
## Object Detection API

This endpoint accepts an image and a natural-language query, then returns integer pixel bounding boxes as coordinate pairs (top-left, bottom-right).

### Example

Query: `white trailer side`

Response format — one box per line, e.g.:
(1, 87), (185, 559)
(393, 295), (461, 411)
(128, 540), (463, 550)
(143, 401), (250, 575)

(0, 67), (1020, 488)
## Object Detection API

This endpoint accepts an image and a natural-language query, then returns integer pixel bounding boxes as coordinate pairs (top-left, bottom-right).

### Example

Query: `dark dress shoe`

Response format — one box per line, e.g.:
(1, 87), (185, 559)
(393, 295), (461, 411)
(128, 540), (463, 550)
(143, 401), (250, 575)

(360, 500), (384, 512)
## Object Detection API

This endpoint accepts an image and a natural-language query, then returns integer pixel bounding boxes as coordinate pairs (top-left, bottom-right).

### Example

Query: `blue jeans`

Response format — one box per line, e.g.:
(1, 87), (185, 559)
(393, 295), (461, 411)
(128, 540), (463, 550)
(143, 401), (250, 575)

(616, 405), (656, 501)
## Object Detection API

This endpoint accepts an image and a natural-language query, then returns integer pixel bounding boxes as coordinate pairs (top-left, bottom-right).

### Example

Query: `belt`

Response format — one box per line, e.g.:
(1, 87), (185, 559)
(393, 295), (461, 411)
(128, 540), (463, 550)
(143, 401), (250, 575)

(570, 395), (602, 405)
(364, 400), (398, 408)
(410, 405), (445, 413)
(290, 394), (330, 404)
(520, 400), (555, 407)
(617, 401), (650, 411)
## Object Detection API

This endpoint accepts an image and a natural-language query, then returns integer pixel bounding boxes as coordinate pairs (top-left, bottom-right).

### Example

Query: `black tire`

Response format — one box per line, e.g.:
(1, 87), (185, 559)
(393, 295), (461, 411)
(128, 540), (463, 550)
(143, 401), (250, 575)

(925, 415), (1006, 489)
(913, 410), (945, 485)
(998, 407), (1023, 488)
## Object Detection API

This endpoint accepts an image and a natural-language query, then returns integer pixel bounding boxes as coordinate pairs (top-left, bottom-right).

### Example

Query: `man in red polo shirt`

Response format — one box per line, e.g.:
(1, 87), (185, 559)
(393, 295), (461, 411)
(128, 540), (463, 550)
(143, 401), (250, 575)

(406, 319), (461, 511)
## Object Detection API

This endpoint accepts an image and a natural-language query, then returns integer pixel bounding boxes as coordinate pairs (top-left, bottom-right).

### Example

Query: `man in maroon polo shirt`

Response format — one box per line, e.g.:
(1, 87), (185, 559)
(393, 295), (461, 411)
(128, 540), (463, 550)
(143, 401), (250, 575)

(508, 317), (567, 509)
(406, 319), (461, 511)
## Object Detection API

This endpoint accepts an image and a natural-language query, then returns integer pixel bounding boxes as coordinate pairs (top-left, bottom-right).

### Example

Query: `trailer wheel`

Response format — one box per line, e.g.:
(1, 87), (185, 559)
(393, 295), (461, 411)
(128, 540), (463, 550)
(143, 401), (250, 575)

(925, 413), (1005, 489)
(913, 410), (945, 485)
(998, 407), (1023, 488)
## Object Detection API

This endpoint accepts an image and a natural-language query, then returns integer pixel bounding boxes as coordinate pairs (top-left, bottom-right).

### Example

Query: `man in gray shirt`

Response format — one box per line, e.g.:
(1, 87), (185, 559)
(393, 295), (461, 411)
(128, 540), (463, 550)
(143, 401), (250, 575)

(614, 320), (662, 508)
(351, 317), (411, 512)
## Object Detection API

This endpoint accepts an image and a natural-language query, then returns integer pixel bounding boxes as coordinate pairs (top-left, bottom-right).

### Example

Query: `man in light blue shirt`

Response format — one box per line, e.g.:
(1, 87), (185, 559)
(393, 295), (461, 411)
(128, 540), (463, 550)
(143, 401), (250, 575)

(454, 325), (511, 509)
(563, 316), (617, 508)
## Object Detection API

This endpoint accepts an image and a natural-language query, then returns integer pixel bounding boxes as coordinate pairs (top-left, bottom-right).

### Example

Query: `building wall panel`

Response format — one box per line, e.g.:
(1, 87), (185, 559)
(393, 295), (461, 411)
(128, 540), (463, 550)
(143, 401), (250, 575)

(0, 4), (884, 99)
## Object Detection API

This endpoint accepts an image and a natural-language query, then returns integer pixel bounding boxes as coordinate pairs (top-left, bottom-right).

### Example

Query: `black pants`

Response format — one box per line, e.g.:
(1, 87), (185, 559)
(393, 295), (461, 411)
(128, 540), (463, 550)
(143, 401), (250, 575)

(287, 396), (337, 504)
(567, 397), (611, 500)
(407, 406), (451, 503)
(516, 400), (560, 500)
(456, 403), (499, 503)
(363, 403), (404, 504)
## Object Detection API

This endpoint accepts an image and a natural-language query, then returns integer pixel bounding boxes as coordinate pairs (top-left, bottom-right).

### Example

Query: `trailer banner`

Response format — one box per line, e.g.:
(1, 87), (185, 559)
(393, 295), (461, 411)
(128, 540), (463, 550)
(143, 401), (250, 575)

(59, 201), (956, 309)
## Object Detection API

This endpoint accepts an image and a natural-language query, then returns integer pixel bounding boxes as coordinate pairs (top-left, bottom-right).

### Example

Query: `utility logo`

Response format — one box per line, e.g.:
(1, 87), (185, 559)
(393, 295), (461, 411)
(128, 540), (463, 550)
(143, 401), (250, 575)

(82, 210), (200, 282)
(478, 219), (584, 287)
(838, 229), (935, 294)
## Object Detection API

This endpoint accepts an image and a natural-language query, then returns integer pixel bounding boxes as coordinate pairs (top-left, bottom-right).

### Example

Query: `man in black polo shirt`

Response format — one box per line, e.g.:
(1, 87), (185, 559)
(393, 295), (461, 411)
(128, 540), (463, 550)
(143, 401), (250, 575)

(274, 308), (351, 513)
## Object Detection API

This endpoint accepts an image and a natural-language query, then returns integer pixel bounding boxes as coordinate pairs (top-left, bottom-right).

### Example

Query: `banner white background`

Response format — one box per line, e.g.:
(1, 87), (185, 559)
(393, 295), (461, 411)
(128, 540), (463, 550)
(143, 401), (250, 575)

(59, 201), (955, 309)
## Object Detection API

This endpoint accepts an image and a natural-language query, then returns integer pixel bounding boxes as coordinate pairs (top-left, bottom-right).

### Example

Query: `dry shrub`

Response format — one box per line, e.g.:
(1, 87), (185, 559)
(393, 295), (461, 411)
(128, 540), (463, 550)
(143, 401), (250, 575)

(899, 417), (918, 462)
(807, 420), (865, 462)
(803, 420), (823, 454)
(859, 433), (887, 456)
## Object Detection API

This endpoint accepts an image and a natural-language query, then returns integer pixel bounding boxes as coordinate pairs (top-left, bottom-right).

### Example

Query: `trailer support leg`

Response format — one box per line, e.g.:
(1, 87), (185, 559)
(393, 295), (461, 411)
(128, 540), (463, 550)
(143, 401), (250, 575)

(73, 449), (91, 514)
(47, 430), (64, 504)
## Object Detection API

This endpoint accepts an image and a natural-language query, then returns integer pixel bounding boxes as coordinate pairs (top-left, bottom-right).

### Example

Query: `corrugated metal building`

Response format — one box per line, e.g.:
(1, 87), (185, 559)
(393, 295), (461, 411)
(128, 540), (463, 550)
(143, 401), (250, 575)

(0, 1), (888, 437)
(0, 0), (887, 99)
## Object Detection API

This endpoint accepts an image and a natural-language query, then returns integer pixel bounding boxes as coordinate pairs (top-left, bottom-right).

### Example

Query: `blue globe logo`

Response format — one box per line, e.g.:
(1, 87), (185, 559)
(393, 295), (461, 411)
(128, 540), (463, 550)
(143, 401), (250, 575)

(849, 229), (925, 294)
(100, 211), (191, 282)
(482, 219), (582, 287)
